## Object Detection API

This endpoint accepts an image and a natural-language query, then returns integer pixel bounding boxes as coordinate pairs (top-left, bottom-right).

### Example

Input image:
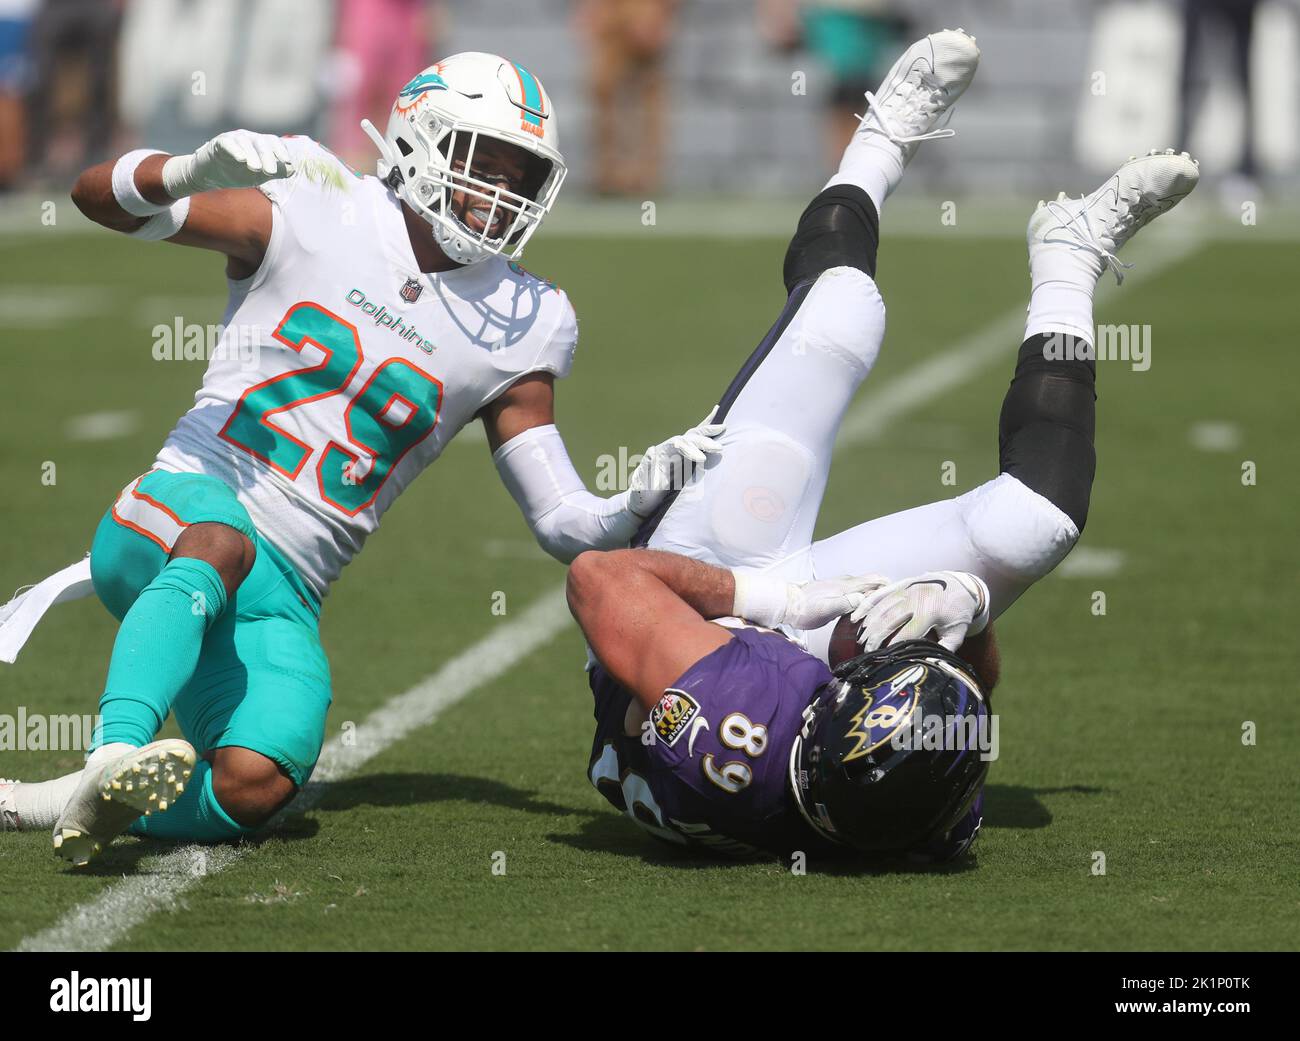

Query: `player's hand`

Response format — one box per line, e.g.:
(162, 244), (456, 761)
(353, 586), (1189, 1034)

(733, 572), (890, 631)
(784, 574), (892, 630)
(626, 408), (726, 517)
(849, 570), (991, 653)
(161, 130), (296, 199)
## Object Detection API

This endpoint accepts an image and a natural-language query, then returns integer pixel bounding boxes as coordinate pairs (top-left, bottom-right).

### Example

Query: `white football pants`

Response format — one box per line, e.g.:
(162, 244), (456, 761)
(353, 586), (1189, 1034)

(644, 265), (1080, 661)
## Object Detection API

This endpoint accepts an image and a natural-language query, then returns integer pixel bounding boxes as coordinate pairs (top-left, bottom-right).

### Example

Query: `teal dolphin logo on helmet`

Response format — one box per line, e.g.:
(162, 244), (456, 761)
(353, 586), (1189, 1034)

(398, 72), (449, 98)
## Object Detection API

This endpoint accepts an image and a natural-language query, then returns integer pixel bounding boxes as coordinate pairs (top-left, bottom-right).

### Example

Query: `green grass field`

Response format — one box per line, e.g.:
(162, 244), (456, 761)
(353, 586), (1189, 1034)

(1, 211), (1297, 950)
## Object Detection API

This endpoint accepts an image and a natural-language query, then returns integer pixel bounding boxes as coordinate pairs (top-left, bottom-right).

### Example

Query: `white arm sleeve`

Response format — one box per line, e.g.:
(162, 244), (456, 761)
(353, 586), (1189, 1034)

(493, 424), (641, 563)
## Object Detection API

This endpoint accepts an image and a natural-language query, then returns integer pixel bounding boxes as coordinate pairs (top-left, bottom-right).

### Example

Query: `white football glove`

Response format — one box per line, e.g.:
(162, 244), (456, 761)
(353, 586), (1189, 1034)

(732, 572), (890, 632)
(161, 129), (296, 199)
(849, 570), (991, 653)
(626, 408), (726, 518)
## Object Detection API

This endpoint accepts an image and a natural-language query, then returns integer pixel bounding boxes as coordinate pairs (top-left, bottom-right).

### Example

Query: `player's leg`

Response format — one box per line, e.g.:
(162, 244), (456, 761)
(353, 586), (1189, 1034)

(130, 560), (331, 841)
(803, 150), (1200, 660)
(644, 266), (885, 572)
(643, 29), (980, 571)
(51, 470), (255, 864)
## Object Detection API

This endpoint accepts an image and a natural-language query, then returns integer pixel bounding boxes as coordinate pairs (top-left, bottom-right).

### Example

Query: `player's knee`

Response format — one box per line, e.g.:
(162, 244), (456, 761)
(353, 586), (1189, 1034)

(961, 474), (1081, 586)
(796, 267), (886, 371)
(209, 746), (296, 827)
(171, 522), (256, 600)
(783, 183), (881, 293)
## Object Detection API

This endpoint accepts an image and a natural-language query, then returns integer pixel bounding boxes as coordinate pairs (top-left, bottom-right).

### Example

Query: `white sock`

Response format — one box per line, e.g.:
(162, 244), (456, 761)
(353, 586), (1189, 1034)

(1025, 282), (1096, 346)
(1025, 244), (1103, 346)
(824, 122), (907, 217)
(13, 770), (85, 830)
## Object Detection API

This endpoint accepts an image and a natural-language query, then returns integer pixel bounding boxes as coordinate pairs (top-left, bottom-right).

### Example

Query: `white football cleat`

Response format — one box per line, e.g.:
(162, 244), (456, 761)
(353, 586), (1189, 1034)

(1, 778), (19, 831)
(858, 28), (981, 162)
(1029, 149), (1200, 285)
(52, 739), (195, 866)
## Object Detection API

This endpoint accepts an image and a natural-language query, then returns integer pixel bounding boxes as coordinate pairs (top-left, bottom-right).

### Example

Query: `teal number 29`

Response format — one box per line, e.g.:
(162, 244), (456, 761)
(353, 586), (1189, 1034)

(219, 302), (442, 516)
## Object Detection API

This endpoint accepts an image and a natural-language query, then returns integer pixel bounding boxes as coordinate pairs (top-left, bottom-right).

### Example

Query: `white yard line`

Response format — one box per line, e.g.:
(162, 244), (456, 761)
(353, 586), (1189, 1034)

(15, 229), (1205, 953)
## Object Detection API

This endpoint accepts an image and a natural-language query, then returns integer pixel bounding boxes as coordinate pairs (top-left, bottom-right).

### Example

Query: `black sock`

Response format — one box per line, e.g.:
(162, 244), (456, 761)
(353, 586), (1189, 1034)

(998, 333), (1097, 531)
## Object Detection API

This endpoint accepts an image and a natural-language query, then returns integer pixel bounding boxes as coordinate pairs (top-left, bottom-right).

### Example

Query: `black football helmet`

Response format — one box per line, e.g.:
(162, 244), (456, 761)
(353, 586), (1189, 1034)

(788, 639), (991, 855)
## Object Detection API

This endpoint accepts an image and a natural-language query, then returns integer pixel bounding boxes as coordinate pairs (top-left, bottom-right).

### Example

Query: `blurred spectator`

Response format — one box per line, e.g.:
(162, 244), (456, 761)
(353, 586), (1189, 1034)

(1178, 0), (1260, 201)
(25, 0), (123, 183)
(760, 0), (906, 169)
(0, 0), (36, 188)
(327, 0), (437, 172)
(576, 0), (678, 195)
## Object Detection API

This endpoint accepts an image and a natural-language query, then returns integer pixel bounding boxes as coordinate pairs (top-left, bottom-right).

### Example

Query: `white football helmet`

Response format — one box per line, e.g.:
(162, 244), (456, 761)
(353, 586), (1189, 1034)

(362, 52), (566, 265)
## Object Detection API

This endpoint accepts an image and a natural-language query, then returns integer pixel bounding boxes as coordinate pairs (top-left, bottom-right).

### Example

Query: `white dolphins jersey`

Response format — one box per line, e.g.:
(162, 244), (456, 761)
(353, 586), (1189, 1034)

(154, 137), (577, 599)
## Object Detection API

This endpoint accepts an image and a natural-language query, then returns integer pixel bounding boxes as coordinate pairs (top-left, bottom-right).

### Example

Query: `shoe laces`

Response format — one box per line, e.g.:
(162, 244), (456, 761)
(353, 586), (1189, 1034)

(858, 73), (956, 145)
(1044, 194), (1135, 285)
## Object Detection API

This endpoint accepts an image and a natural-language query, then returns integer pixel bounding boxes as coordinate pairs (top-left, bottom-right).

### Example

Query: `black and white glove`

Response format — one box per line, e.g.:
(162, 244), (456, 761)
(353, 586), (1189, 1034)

(849, 570), (991, 653)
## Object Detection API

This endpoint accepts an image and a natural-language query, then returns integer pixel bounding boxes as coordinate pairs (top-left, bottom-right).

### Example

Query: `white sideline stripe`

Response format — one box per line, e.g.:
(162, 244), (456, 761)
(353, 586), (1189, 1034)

(15, 229), (1206, 953)
(14, 587), (570, 953)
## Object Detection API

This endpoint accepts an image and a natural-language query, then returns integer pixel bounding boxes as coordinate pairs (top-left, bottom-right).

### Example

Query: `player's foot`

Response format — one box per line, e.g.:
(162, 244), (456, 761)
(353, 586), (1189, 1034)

(857, 28), (981, 163)
(52, 739), (195, 866)
(1028, 149), (1200, 285)
(1, 779), (19, 831)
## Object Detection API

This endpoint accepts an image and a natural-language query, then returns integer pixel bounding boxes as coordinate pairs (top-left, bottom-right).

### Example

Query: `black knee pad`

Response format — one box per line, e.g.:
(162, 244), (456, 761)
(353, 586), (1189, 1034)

(998, 334), (1097, 532)
(782, 183), (880, 293)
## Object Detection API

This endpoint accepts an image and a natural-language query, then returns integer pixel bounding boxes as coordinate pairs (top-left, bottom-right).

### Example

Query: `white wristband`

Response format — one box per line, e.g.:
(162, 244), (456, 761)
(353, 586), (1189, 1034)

(730, 571), (790, 629)
(111, 149), (171, 216)
(129, 197), (191, 240)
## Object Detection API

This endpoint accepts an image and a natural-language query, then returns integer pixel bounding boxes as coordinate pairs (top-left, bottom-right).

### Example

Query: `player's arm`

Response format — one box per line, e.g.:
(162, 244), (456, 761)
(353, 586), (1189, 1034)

(480, 374), (724, 563)
(567, 548), (882, 709)
(70, 130), (296, 279)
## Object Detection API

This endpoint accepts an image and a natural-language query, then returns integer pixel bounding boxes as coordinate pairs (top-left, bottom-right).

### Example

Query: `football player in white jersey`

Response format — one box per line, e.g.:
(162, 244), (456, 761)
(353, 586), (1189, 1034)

(0, 53), (723, 864)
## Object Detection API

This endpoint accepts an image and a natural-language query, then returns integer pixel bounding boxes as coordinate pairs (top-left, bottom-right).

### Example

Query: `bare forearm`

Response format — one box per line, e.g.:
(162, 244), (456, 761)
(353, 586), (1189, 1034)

(600, 549), (735, 619)
(71, 153), (172, 231)
(567, 549), (735, 705)
(70, 145), (271, 274)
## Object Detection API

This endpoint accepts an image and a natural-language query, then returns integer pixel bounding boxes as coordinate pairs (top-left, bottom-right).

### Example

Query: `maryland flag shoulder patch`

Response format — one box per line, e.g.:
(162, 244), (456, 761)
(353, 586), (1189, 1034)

(651, 689), (700, 747)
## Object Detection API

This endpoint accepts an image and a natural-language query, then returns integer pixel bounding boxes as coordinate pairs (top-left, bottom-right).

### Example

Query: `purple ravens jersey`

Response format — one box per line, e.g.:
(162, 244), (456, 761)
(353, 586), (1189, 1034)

(588, 626), (839, 858)
(587, 625), (985, 862)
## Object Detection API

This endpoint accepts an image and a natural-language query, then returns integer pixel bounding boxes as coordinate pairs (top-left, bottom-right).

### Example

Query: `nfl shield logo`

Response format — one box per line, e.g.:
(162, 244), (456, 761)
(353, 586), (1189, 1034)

(400, 277), (423, 303)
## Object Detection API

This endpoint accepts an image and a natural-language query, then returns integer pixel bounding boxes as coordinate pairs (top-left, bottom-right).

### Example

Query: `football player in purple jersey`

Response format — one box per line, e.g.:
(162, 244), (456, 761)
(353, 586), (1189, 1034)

(566, 29), (1199, 862)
